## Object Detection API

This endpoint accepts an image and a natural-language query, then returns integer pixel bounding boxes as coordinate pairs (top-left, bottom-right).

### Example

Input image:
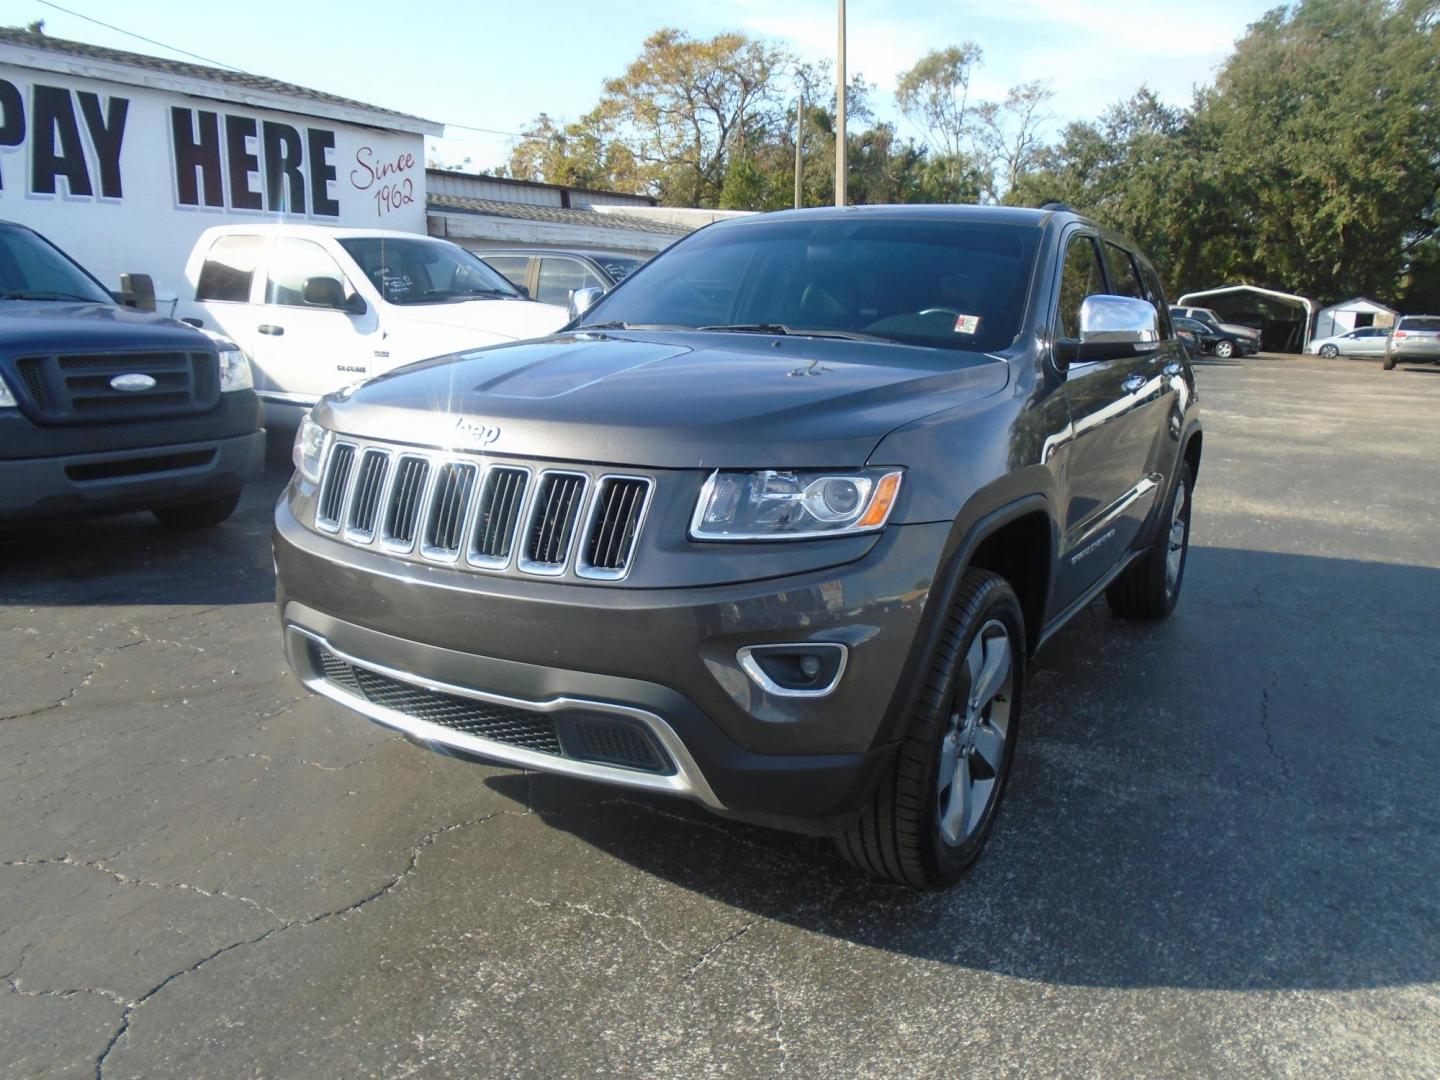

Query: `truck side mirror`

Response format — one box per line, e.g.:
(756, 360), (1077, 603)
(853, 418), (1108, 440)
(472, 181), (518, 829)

(117, 273), (156, 312)
(1055, 295), (1160, 367)
(302, 276), (345, 309)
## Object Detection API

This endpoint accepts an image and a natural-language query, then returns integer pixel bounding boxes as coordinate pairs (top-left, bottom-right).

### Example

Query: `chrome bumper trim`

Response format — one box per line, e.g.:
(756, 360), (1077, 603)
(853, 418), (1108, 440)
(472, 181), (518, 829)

(285, 625), (724, 810)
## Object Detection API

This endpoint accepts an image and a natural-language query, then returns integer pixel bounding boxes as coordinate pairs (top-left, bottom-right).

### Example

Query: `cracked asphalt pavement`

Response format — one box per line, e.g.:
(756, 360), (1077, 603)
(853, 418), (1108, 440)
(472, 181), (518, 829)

(3, 353), (1439, 1078)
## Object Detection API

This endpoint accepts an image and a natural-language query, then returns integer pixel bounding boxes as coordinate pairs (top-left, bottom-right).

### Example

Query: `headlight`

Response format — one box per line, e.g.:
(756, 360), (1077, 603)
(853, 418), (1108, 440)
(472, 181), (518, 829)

(0, 374), (15, 408)
(292, 413), (328, 483)
(691, 468), (903, 540)
(218, 348), (253, 392)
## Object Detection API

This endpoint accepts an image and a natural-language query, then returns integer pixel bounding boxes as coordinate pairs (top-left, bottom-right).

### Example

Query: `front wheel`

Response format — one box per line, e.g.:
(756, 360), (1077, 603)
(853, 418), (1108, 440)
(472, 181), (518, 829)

(1319, 344), (1339, 358)
(836, 569), (1024, 889)
(1213, 339), (1236, 359)
(152, 490), (241, 530)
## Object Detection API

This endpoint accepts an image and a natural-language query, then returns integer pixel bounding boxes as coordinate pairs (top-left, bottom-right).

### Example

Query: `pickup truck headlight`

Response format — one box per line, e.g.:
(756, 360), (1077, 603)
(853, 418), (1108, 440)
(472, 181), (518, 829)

(218, 347), (253, 392)
(0, 374), (15, 408)
(292, 413), (328, 483)
(691, 468), (903, 540)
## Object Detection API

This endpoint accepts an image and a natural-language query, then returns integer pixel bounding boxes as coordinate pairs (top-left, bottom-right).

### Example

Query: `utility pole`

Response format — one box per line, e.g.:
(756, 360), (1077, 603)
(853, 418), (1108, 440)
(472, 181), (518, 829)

(835, 0), (847, 206)
(794, 86), (805, 209)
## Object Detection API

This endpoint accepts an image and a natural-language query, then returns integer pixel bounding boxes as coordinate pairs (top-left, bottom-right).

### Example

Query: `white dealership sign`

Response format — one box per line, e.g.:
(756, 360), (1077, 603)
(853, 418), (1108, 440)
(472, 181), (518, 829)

(0, 59), (435, 301)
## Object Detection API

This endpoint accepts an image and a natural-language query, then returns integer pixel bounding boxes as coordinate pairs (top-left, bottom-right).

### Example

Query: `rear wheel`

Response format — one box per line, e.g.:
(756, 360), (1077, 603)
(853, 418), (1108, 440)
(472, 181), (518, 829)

(1213, 339), (1236, 359)
(836, 569), (1024, 889)
(152, 490), (241, 530)
(1319, 344), (1339, 358)
(1107, 462), (1193, 620)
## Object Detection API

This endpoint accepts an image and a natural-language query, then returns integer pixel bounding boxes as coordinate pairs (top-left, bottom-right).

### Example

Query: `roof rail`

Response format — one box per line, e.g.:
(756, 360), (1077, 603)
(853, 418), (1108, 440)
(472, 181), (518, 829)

(1040, 201), (1076, 213)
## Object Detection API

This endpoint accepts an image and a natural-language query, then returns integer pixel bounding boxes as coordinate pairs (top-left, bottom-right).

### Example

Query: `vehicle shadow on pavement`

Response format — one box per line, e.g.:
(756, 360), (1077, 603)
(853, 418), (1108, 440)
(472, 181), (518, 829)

(0, 465), (291, 607)
(488, 545), (1440, 991)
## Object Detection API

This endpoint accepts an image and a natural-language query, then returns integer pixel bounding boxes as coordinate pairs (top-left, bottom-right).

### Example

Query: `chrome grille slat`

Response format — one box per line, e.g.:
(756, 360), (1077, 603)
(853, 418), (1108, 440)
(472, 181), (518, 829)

(312, 442), (651, 582)
(315, 443), (356, 531)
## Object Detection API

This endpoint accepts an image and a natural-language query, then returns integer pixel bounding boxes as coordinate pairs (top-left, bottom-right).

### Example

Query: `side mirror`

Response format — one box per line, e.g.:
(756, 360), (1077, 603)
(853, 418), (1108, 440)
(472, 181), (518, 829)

(568, 286), (604, 321)
(1055, 295), (1160, 367)
(515, 284), (530, 298)
(117, 272), (156, 312)
(302, 276), (354, 311)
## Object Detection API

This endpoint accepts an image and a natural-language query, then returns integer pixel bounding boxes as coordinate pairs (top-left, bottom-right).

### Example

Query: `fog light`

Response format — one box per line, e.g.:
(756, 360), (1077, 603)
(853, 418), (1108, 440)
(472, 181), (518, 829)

(737, 643), (848, 698)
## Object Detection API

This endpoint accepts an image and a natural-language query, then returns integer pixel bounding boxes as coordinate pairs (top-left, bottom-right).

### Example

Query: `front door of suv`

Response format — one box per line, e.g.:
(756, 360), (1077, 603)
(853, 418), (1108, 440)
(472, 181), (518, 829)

(1051, 233), (1172, 613)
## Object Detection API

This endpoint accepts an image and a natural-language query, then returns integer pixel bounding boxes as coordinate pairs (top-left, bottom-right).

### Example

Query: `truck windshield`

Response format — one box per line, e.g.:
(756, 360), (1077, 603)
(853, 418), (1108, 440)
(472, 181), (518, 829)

(579, 217), (1039, 353)
(0, 224), (114, 305)
(338, 237), (523, 305)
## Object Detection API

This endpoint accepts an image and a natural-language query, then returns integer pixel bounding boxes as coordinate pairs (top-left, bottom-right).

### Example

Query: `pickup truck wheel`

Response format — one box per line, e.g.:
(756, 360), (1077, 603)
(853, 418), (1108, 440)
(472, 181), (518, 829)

(836, 569), (1024, 889)
(1213, 339), (1236, 359)
(151, 490), (242, 530)
(1106, 462), (1192, 619)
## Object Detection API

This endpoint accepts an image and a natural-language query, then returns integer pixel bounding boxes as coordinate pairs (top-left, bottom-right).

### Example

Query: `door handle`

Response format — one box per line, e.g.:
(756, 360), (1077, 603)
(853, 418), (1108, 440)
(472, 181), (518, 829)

(258, 324), (285, 336)
(1121, 374), (1147, 393)
(1162, 361), (1183, 376)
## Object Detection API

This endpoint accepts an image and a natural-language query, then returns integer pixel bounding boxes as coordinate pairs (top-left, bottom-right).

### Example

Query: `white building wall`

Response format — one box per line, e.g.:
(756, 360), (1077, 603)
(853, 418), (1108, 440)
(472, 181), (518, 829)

(0, 62), (429, 302)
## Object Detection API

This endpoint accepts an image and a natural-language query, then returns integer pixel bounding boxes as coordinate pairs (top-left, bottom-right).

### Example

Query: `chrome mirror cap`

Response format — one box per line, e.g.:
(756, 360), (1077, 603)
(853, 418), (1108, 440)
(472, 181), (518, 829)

(568, 286), (605, 321)
(1078, 294), (1161, 345)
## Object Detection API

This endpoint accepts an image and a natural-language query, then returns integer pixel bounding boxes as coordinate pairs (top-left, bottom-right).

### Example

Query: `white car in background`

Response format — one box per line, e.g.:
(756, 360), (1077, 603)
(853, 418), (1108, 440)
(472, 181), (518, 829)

(177, 226), (569, 430)
(1305, 326), (1391, 358)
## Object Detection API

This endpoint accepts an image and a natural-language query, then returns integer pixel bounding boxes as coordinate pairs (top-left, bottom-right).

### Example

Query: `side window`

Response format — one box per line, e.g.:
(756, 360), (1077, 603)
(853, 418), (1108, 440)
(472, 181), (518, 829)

(483, 255), (530, 291)
(265, 239), (350, 307)
(1056, 235), (1107, 340)
(1139, 263), (1174, 338)
(536, 257), (604, 306)
(1104, 242), (1143, 299)
(195, 235), (262, 303)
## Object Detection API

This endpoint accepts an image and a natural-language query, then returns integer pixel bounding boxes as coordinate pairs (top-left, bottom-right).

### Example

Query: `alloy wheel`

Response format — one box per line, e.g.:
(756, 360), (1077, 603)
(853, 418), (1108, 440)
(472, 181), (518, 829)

(937, 620), (1014, 846)
(1166, 480), (1189, 595)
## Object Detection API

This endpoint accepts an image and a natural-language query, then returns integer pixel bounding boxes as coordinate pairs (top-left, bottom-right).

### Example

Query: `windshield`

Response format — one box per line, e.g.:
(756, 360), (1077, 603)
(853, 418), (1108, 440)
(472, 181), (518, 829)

(580, 217), (1039, 354)
(338, 237), (522, 305)
(0, 224), (114, 304)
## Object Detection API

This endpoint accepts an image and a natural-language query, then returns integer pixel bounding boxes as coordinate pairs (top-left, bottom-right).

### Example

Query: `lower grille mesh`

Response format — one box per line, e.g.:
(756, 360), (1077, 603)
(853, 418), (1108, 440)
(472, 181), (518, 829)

(313, 644), (562, 754)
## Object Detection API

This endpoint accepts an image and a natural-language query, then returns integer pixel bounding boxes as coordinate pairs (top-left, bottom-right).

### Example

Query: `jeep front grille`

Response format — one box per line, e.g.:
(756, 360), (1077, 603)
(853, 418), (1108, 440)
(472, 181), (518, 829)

(312, 442), (651, 581)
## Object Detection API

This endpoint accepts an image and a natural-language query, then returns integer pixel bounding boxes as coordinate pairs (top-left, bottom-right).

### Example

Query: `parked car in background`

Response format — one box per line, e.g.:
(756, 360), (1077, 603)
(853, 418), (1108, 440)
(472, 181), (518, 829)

(1306, 326), (1391, 358)
(274, 203), (1202, 889)
(476, 249), (648, 307)
(0, 221), (263, 528)
(177, 227), (569, 431)
(1175, 323), (1203, 357)
(1383, 315), (1440, 370)
(1173, 315), (1254, 359)
(1170, 306), (1261, 356)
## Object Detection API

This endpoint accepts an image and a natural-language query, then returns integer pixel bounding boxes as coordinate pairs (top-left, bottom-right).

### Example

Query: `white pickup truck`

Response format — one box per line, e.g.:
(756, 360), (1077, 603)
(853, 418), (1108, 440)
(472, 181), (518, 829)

(176, 225), (569, 429)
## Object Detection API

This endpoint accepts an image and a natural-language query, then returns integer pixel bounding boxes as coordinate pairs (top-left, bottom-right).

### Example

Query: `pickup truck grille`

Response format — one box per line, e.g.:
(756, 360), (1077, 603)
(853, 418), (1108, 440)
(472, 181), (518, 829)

(313, 440), (653, 582)
(6, 351), (219, 424)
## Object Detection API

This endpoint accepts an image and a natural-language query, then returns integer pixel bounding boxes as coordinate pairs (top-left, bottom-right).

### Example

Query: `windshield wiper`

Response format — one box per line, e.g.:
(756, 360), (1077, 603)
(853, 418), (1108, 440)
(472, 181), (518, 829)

(698, 323), (890, 343)
(2, 290), (104, 302)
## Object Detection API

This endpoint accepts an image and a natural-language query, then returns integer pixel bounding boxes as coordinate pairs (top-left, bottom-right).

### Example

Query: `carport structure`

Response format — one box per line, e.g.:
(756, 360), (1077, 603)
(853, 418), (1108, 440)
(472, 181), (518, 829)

(1177, 285), (1316, 352)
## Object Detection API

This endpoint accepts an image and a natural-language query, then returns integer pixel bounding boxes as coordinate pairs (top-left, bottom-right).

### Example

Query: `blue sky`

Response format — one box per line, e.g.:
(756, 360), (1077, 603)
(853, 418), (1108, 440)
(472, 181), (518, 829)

(14, 0), (1279, 173)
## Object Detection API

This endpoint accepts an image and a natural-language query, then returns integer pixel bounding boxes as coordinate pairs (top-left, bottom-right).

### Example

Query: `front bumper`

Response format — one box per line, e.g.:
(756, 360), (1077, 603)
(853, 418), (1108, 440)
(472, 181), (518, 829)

(0, 430), (265, 523)
(275, 500), (950, 831)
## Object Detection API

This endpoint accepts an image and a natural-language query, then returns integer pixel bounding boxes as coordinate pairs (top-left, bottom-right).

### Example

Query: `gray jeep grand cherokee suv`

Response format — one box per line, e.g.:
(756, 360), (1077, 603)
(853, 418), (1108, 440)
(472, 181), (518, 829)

(274, 205), (1202, 888)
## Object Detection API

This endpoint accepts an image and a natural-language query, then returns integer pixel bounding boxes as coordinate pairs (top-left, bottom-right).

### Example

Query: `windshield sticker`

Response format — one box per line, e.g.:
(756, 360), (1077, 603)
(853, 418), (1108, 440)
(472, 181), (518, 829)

(953, 313), (981, 335)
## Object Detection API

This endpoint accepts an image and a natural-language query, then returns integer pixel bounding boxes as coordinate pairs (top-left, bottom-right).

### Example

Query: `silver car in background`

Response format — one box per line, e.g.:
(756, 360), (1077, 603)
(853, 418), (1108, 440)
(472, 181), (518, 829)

(1383, 315), (1440, 370)
(1306, 326), (1391, 358)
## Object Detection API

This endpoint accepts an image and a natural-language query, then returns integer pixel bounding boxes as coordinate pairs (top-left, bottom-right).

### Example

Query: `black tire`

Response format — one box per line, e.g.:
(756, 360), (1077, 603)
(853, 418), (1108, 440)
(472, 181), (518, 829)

(1106, 462), (1193, 620)
(1319, 344), (1339, 358)
(1382, 352), (1396, 371)
(836, 569), (1025, 889)
(1213, 339), (1236, 359)
(152, 490), (242, 530)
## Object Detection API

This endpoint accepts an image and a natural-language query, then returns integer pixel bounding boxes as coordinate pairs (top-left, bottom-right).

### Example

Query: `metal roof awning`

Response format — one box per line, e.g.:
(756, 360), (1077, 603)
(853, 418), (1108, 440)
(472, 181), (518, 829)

(1177, 285), (1318, 348)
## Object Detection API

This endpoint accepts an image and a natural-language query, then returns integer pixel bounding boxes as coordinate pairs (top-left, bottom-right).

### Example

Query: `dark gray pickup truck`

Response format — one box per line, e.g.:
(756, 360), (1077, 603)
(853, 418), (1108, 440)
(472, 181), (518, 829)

(0, 221), (263, 528)
(274, 204), (1202, 888)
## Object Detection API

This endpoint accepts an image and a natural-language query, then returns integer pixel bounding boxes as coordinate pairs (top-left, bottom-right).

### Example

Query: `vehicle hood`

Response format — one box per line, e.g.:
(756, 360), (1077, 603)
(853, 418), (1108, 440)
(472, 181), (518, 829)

(1220, 322), (1260, 339)
(0, 301), (215, 352)
(316, 330), (1011, 468)
(392, 298), (569, 341)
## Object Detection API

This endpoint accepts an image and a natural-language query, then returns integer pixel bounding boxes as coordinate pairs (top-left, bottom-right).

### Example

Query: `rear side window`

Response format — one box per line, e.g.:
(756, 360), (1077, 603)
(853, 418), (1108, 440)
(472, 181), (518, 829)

(195, 235), (262, 303)
(482, 255), (530, 290)
(1399, 316), (1440, 331)
(1056, 236), (1106, 339)
(1104, 242), (1143, 299)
